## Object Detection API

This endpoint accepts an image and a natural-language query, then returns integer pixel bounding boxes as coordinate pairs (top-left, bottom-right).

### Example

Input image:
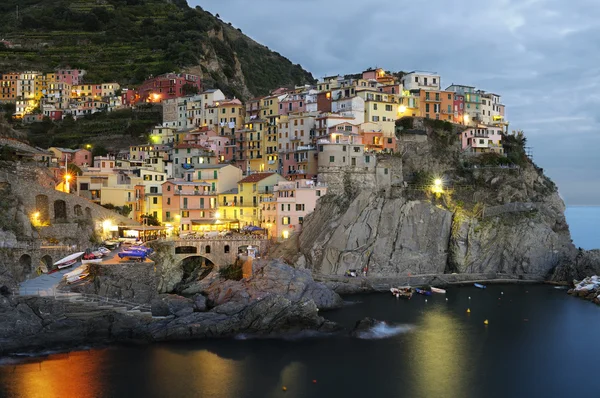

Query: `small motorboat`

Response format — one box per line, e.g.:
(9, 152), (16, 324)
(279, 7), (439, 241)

(67, 273), (90, 284)
(474, 283), (486, 289)
(431, 287), (446, 294)
(129, 246), (154, 254)
(64, 265), (89, 283)
(391, 287), (413, 299)
(82, 249), (103, 264)
(103, 240), (121, 250)
(54, 252), (85, 270)
(118, 250), (148, 262)
(415, 288), (432, 296)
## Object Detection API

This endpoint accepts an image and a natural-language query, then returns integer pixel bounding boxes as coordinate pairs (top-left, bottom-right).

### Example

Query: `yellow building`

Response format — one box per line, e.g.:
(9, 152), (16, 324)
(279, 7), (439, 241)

(217, 172), (286, 227)
(240, 120), (268, 172)
(145, 194), (163, 223)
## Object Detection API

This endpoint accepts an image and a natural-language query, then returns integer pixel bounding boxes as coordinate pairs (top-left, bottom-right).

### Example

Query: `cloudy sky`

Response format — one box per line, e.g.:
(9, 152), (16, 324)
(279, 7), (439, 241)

(192, 0), (600, 205)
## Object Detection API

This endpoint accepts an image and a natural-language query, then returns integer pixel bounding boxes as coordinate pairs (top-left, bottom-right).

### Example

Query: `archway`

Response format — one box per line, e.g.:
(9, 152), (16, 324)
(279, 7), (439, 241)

(74, 204), (83, 217)
(85, 207), (92, 219)
(40, 255), (53, 272)
(54, 200), (67, 221)
(19, 254), (32, 275)
(35, 194), (50, 223)
(174, 255), (215, 294)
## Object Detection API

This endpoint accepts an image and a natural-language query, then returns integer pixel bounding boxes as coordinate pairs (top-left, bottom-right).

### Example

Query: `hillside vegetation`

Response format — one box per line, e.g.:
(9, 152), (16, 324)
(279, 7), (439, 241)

(0, 0), (315, 98)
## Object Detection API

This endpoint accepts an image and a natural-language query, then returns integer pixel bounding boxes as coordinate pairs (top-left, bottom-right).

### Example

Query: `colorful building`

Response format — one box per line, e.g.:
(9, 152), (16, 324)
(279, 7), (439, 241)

(138, 73), (202, 103)
(460, 126), (504, 154)
(162, 180), (218, 234)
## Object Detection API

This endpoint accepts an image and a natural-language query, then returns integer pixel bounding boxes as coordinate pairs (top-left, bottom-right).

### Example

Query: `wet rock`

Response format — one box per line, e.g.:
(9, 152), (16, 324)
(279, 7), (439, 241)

(151, 294), (194, 317)
(350, 317), (378, 337)
(193, 294), (207, 312)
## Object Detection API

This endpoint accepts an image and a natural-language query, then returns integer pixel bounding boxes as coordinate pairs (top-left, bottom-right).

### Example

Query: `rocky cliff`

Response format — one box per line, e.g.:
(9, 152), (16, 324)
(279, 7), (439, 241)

(274, 121), (585, 280)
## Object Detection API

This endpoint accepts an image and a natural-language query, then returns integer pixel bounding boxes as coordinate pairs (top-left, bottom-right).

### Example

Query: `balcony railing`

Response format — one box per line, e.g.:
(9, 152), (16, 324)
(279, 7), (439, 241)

(174, 190), (218, 196)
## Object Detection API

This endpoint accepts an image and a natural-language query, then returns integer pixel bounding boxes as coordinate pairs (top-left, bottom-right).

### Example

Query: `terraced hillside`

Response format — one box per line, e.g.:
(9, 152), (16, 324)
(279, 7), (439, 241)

(0, 0), (315, 98)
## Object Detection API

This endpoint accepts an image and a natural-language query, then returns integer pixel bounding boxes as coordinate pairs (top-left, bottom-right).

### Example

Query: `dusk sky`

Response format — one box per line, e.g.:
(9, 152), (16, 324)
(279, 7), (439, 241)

(193, 0), (600, 205)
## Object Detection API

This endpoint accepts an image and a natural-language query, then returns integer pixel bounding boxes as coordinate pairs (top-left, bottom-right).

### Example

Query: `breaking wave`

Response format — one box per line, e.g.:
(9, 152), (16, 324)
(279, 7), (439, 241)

(355, 322), (415, 340)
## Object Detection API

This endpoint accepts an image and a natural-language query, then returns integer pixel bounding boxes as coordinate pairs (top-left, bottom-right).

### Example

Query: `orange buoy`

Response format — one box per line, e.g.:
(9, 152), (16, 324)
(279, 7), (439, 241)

(467, 308), (471, 313)
(312, 380), (317, 384)
(484, 319), (489, 325)
(282, 386), (287, 391)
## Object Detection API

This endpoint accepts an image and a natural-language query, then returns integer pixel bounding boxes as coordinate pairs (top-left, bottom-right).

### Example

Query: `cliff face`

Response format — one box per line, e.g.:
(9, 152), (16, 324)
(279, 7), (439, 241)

(275, 123), (581, 280)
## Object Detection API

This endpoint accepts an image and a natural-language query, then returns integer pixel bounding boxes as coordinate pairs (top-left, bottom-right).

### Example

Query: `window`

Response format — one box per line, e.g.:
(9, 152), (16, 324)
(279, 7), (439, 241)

(152, 197), (158, 205)
(426, 104), (430, 112)
(425, 92), (430, 100)
(167, 185), (171, 191)
(373, 103), (378, 110)
(435, 93), (440, 101)
(281, 204), (285, 212)
(182, 211), (189, 218)
(365, 155), (370, 163)
(385, 104), (393, 111)
(150, 187), (158, 194)
(295, 204), (305, 211)
(282, 216), (291, 225)
(329, 156), (335, 162)
(384, 168), (389, 175)
(414, 76), (418, 83)
(166, 211), (170, 220)
(167, 198), (171, 205)
(372, 116), (379, 122)
(316, 190), (321, 197)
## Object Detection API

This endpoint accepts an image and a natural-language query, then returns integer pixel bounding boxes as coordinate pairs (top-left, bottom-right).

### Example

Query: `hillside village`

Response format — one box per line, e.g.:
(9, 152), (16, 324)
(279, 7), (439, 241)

(0, 67), (511, 241)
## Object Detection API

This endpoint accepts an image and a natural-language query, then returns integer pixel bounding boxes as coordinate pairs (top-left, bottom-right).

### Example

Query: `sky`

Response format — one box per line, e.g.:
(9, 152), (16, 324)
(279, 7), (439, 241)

(192, 0), (600, 206)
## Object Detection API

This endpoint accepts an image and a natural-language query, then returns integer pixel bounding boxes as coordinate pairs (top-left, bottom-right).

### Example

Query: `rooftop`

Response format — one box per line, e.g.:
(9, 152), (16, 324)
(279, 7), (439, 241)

(239, 172), (279, 184)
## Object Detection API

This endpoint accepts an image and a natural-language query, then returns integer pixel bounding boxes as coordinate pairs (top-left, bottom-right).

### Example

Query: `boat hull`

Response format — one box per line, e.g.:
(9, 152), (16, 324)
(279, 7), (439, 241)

(81, 258), (103, 264)
(431, 287), (446, 294)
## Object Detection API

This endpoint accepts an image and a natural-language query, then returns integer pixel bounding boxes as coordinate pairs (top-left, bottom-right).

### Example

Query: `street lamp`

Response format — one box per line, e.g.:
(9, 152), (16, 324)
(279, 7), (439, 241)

(463, 114), (470, 125)
(431, 178), (444, 195)
(398, 105), (407, 114)
(64, 173), (72, 193)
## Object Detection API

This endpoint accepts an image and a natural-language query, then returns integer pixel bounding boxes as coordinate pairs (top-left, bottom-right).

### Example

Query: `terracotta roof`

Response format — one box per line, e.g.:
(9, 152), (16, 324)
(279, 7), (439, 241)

(239, 172), (278, 183)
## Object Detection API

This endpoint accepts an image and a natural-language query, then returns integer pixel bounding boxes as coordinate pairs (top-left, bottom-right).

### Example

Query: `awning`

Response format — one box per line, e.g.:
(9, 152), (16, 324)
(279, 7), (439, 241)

(191, 219), (239, 226)
(118, 226), (166, 231)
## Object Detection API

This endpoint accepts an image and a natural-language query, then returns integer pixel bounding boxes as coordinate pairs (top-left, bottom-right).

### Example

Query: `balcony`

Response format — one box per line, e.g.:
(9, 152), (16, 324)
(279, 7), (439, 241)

(174, 190), (217, 196)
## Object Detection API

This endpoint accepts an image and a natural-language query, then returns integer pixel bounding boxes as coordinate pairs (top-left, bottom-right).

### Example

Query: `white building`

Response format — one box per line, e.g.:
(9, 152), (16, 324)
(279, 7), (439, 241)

(402, 71), (441, 91)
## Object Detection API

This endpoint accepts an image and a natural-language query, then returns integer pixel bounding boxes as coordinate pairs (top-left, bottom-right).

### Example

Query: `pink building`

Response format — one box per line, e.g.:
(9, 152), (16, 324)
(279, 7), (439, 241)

(56, 69), (86, 86)
(361, 131), (396, 152)
(460, 126), (504, 154)
(121, 88), (139, 106)
(161, 180), (217, 234)
(268, 179), (327, 240)
(138, 73), (202, 103)
(279, 93), (307, 116)
(49, 147), (92, 167)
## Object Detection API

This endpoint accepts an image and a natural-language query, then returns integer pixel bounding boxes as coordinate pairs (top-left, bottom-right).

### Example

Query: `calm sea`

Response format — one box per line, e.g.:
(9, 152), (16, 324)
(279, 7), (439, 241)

(1, 285), (600, 398)
(565, 206), (600, 250)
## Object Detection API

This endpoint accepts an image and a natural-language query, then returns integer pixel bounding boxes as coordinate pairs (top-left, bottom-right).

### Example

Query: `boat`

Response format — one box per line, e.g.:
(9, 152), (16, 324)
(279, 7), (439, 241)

(64, 265), (89, 283)
(67, 273), (90, 284)
(391, 287), (413, 298)
(474, 283), (486, 289)
(431, 287), (446, 294)
(103, 240), (121, 250)
(81, 249), (103, 264)
(129, 246), (154, 254)
(53, 252), (84, 269)
(118, 250), (147, 262)
(415, 288), (432, 296)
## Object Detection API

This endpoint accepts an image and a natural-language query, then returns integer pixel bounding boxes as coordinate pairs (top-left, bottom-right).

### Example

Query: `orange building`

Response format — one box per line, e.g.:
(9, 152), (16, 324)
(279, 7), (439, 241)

(419, 89), (455, 121)
(0, 73), (19, 101)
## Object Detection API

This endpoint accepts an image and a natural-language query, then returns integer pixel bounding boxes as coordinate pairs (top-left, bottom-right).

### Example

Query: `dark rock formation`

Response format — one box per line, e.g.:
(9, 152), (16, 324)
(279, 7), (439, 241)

(350, 317), (379, 337)
(198, 260), (344, 310)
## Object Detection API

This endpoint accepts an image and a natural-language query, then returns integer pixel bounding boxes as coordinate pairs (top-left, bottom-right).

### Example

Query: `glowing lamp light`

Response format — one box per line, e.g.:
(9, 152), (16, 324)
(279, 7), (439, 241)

(398, 105), (407, 114)
(215, 211), (221, 219)
(431, 178), (445, 194)
(102, 219), (114, 232)
(434, 179), (442, 188)
(33, 212), (40, 219)
(463, 114), (470, 124)
(64, 174), (72, 182)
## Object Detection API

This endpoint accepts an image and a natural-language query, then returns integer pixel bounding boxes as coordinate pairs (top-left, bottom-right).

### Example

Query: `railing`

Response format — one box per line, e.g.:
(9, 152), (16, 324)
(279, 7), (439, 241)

(174, 190), (217, 196)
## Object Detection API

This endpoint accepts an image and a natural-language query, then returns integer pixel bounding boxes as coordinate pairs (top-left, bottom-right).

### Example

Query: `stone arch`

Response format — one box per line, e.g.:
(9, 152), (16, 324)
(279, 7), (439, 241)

(85, 207), (92, 219)
(35, 194), (50, 223)
(40, 255), (53, 272)
(54, 200), (67, 221)
(205, 245), (211, 254)
(178, 255), (215, 270)
(224, 245), (230, 254)
(19, 254), (32, 275)
(74, 204), (83, 217)
(175, 246), (198, 254)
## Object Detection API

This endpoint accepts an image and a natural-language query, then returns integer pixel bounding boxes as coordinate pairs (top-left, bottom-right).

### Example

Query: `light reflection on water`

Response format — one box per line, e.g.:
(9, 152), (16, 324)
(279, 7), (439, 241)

(410, 306), (467, 397)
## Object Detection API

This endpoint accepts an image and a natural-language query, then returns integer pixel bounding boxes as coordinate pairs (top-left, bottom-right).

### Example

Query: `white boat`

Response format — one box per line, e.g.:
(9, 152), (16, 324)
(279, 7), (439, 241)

(54, 252), (84, 269)
(64, 265), (89, 282)
(431, 287), (446, 294)
(67, 273), (90, 284)
(81, 258), (103, 264)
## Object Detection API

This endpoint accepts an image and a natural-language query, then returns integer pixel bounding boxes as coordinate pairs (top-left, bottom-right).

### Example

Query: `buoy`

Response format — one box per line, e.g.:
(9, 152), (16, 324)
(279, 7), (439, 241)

(282, 386), (287, 391)
(445, 298), (448, 301)
(501, 292), (504, 295)
(312, 380), (317, 384)
(467, 308), (471, 313)
(425, 299), (428, 303)
(468, 296), (471, 300)
(484, 319), (489, 325)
